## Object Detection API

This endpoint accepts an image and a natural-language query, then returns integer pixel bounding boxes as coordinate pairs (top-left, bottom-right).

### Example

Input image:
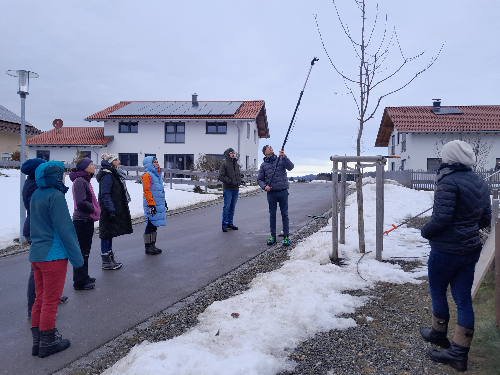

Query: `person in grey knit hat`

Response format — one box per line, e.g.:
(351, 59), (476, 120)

(420, 139), (490, 371)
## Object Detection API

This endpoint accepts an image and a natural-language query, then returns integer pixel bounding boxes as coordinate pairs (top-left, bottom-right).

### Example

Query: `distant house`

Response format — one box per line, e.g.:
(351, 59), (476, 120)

(0, 105), (42, 160)
(375, 100), (500, 171)
(27, 95), (270, 169)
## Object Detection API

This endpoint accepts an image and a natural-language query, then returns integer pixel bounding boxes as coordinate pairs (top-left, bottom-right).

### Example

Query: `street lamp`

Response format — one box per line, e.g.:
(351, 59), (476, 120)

(6, 70), (39, 243)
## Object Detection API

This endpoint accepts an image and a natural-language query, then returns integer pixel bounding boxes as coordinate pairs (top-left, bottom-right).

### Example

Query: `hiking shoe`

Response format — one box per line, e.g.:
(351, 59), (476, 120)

(227, 224), (239, 230)
(283, 237), (290, 246)
(267, 236), (276, 245)
(74, 282), (95, 291)
(59, 296), (68, 304)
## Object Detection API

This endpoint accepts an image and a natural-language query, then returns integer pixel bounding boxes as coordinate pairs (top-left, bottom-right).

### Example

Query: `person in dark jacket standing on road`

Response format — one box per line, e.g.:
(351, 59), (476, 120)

(218, 148), (241, 232)
(22, 158), (68, 320)
(69, 158), (100, 290)
(420, 140), (491, 372)
(258, 145), (294, 246)
(29, 161), (84, 358)
(96, 153), (133, 270)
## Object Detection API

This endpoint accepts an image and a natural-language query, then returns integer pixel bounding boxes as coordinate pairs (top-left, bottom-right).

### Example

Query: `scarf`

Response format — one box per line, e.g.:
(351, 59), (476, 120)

(116, 167), (131, 203)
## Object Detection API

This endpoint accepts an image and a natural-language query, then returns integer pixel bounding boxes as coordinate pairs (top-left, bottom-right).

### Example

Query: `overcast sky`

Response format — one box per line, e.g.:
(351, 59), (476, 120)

(1, 0), (499, 176)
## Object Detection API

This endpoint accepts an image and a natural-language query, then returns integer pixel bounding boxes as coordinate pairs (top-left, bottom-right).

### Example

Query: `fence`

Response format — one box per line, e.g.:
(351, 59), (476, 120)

(0, 161), (258, 191)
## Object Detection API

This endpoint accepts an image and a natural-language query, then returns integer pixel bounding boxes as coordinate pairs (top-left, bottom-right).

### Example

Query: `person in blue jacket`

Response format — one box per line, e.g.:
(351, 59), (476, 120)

(420, 140), (491, 371)
(29, 161), (84, 358)
(141, 156), (166, 255)
(21, 158), (68, 320)
(257, 145), (294, 246)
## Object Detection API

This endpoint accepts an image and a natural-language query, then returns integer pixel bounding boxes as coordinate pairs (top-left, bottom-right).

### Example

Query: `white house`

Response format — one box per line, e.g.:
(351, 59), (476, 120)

(26, 95), (270, 169)
(375, 100), (500, 171)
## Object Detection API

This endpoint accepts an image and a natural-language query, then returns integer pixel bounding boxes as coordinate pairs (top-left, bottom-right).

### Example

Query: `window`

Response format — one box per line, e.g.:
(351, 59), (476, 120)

(397, 132), (400, 144)
(246, 155), (249, 169)
(401, 159), (406, 170)
(81, 151), (91, 159)
(165, 122), (185, 143)
(119, 121), (138, 133)
(164, 154), (194, 177)
(1, 152), (12, 161)
(254, 129), (257, 144)
(119, 153), (138, 166)
(391, 162), (395, 171)
(427, 158), (441, 171)
(496, 158), (500, 171)
(37, 150), (50, 161)
(401, 133), (406, 152)
(145, 153), (156, 158)
(206, 122), (227, 134)
(391, 135), (395, 155)
(247, 123), (250, 139)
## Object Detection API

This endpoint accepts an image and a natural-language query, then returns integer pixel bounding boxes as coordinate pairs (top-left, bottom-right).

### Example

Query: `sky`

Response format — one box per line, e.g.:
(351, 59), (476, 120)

(1, 0), (499, 176)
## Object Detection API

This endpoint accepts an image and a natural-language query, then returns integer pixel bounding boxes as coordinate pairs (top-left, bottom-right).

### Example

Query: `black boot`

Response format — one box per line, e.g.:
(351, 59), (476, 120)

(31, 327), (40, 356)
(38, 328), (70, 358)
(151, 232), (162, 253)
(144, 234), (161, 255)
(420, 314), (451, 348)
(428, 325), (473, 372)
(109, 252), (123, 268)
(83, 255), (96, 283)
(101, 254), (121, 270)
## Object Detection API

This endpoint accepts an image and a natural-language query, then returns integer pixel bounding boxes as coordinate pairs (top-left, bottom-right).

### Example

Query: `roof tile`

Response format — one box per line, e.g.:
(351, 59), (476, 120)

(26, 127), (112, 146)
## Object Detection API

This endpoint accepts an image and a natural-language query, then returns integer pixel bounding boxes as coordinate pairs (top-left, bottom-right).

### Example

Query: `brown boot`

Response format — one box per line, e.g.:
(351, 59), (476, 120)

(420, 314), (451, 348)
(428, 325), (473, 372)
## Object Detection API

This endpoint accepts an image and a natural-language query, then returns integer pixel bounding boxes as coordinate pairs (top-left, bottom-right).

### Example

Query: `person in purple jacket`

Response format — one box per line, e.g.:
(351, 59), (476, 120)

(69, 158), (100, 290)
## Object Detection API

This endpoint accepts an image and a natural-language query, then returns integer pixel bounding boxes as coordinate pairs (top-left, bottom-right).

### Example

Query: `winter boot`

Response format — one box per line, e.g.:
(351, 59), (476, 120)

(101, 253), (121, 270)
(428, 325), (474, 372)
(31, 327), (40, 356)
(420, 315), (451, 348)
(151, 232), (163, 253)
(109, 252), (123, 269)
(38, 328), (70, 358)
(144, 234), (161, 255)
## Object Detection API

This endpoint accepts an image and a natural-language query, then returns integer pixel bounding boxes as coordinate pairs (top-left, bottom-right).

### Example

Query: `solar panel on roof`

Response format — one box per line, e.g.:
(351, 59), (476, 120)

(196, 102), (219, 115)
(109, 101), (244, 116)
(220, 102), (243, 115)
(431, 108), (463, 115)
(207, 102), (232, 115)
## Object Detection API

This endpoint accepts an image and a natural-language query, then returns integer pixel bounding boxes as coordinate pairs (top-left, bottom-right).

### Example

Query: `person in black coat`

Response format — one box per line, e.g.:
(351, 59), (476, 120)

(218, 148), (241, 232)
(420, 140), (491, 372)
(21, 158), (68, 319)
(96, 154), (133, 270)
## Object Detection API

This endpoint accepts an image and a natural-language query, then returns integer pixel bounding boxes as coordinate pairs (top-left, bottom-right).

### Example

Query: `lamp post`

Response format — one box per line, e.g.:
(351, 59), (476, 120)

(6, 70), (39, 243)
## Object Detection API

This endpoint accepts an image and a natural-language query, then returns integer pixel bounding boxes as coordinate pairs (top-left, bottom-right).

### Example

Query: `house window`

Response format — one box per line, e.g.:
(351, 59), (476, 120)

(391, 162), (395, 171)
(246, 155), (249, 169)
(164, 154), (194, 177)
(247, 123), (250, 139)
(206, 122), (227, 134)
(165, 122), (185, 143)
(1, 152), (12, 161)
(401, 159), (406, 170)
(397, 133), (400, 145)
(401, 133), (406, 152)
(80, 151), (91, 159)
(37, 150), (50, 161)
(254, 129), (257, 143)
(391, 135), (395, 155)
(496, 158), (500, 171)
(119, 153), (138, 166)
(427, 158), (441, 171)
(119, 121), (138, 133)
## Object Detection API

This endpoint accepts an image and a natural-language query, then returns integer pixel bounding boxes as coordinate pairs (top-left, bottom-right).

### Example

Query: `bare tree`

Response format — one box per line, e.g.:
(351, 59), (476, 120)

(434, 134), (494, 171)
(316, 0), (443, 253)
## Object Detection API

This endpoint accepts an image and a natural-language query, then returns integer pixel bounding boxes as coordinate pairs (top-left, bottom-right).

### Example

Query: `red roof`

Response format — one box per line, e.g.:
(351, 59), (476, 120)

(0, 121), (42, 136)
(375, 105), (500, 147)
(26, 127), (113, 146)
(85, 100), (270, 138)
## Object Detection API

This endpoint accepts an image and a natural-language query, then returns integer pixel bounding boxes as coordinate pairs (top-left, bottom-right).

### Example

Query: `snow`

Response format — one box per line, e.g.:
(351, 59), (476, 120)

(99, 177), (435, 375)
(0, 168), (259, 249)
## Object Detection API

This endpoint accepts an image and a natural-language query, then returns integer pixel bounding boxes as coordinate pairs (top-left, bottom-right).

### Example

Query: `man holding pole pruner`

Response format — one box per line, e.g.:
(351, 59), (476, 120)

(258, 145), (294, 246)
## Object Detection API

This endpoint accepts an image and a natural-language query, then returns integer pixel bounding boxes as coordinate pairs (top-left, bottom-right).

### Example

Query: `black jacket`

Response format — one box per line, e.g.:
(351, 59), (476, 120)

(96, 161), (133, 239)
(218, 149), (241, 190)
(421, 163), (491, 255)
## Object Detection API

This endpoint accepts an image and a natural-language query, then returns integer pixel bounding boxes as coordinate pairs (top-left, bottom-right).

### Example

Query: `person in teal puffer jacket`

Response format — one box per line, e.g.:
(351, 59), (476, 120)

(29, 161), (84, 358)
(141, 156), (166, 255)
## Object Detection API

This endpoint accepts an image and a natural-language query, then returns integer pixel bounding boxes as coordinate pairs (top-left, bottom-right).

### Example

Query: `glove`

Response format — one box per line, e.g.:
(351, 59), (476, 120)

(109, 212), (116, 221)
(148, 205), (157, 215)
(165, 200), (168, 211)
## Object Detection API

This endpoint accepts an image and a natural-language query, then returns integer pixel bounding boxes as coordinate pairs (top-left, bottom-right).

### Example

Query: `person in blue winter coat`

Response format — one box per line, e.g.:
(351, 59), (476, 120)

(420, 140), (491, 372)
(257, 145), (294, 246)
(29, 161), (84, 358)
(21, 158), (68, 320)
(141, 156), (166, 255)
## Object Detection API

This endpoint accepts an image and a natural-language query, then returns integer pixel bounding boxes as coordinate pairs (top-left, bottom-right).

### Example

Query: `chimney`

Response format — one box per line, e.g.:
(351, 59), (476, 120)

(192, 93), (198, 106)
(432, 98), (441, 110)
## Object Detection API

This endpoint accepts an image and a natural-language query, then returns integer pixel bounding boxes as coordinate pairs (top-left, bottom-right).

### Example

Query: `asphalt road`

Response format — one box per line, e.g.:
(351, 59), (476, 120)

(0, 183), (334, 375)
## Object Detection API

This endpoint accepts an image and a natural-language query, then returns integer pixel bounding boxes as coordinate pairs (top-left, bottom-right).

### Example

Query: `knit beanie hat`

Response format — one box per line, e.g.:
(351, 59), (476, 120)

(76, 157), (93, 171)
(440, 140), (476, 166)
(101, 153), (119, 163)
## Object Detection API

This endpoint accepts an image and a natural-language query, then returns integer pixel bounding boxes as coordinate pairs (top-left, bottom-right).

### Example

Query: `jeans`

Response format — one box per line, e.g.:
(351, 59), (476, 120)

(267, 189), (289, 237)
(222, 190), (239, 226)
(428, 249), (480, 329)
(31, 259), (68, 331)
(101, 238), (113, 255)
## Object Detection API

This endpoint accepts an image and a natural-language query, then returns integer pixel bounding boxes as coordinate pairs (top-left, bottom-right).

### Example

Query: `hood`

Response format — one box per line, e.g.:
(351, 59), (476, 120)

(101, 159), (112, 168)
(224, 148), (237, 162)
(69, 170), (91, 182)
(21, 158), (47, 177)
(35, 161), (69, 194)
(143, 156), (160, 175)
